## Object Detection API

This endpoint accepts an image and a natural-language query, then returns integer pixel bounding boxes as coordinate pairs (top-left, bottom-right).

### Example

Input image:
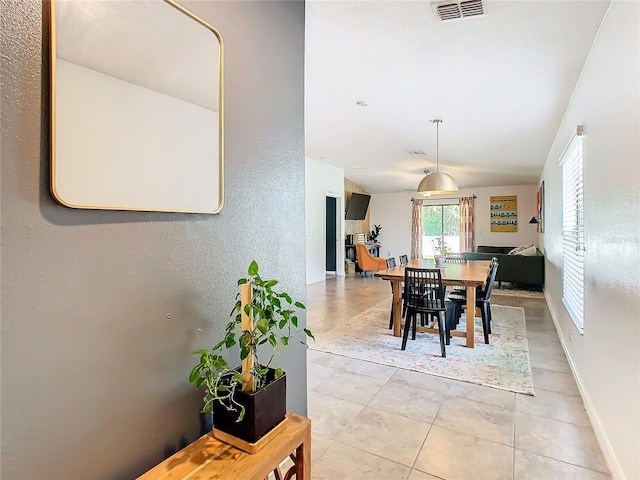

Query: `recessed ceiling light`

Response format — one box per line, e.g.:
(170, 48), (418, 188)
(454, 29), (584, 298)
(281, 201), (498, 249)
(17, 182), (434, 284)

(356, 101), (368, 107)
(349, 165), (367, 169)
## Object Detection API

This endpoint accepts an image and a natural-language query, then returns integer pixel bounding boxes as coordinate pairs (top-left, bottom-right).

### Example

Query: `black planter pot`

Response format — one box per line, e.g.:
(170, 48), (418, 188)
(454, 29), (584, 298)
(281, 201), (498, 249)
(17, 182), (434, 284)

(213, 368), (286, 444)
(199, 411), (214, 436)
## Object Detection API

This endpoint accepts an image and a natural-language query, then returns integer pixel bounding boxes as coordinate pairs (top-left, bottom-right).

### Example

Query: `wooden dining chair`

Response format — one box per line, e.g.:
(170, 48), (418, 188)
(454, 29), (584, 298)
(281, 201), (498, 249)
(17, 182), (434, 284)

(402, 268), (448, 357)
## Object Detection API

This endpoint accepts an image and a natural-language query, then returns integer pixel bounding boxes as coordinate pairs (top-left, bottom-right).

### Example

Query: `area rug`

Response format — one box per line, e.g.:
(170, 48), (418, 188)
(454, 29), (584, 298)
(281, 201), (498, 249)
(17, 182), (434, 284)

(492, 282), (545, 299)
(309, 301), (534, 395)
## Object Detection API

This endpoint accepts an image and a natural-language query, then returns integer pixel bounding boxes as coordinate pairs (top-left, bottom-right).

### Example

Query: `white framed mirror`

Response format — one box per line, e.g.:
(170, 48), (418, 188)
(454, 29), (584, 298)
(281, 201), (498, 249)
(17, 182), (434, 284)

(50, 0), (224, 214)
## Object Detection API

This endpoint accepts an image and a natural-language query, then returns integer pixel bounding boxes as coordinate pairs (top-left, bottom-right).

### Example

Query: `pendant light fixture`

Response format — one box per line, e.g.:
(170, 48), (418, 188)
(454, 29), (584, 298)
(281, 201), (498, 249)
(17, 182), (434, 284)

(417, 119), (459, 196)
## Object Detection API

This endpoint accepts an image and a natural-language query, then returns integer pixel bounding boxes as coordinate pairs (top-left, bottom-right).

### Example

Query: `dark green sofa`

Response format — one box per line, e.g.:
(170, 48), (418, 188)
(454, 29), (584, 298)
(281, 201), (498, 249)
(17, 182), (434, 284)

(463, 245), (545, 288)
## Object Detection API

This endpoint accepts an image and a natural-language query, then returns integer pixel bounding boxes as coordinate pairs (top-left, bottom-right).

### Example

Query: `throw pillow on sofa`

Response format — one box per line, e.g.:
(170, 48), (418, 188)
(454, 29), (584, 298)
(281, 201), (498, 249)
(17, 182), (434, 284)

(515, 245), (537, 256)
(508, 244), (533, 255)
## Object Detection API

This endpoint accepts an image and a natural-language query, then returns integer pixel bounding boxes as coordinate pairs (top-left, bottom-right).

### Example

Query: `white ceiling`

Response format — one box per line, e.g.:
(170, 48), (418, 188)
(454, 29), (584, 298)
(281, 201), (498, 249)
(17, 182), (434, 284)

(54, 0), (220, 111)
(305, 0), (610, 194)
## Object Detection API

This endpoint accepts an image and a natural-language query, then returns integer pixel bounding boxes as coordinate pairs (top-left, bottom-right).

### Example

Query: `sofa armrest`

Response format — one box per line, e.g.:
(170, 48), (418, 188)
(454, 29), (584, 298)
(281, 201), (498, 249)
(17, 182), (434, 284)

(375, 257), (388, 269)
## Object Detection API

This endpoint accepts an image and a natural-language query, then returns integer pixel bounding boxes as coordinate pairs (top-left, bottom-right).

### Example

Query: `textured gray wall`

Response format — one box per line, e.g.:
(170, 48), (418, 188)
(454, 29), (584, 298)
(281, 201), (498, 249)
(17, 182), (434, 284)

(1, 1), (306, 478)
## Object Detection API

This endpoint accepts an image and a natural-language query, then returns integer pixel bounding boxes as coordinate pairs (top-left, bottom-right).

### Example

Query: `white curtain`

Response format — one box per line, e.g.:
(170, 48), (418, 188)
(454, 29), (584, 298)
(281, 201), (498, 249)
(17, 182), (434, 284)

(411, 198), (423, 260)
(459, 196), (474, 252)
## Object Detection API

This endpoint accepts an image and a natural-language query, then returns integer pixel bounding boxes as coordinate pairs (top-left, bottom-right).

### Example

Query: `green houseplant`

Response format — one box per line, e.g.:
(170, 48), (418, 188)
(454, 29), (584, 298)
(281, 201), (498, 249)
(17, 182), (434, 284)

(369, 224), (382, 243)
(432, 235), (451, 255)
(432, 236), (451, 267)
(188, 260), (313, 445)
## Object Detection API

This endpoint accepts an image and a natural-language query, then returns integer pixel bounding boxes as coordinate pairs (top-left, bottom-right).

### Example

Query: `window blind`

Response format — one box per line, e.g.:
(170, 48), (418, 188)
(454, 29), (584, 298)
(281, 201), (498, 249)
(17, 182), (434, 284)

(560, 126), (584, 333)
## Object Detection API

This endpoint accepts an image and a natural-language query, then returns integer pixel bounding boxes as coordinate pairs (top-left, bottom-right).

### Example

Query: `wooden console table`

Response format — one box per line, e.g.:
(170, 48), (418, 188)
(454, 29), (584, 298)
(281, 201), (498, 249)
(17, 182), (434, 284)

(137, 413), (311, 480)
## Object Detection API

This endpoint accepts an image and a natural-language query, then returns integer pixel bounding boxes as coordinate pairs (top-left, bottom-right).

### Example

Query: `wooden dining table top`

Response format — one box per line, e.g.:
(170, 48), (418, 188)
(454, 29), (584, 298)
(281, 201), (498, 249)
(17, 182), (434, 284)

(375, 258), (491, 286)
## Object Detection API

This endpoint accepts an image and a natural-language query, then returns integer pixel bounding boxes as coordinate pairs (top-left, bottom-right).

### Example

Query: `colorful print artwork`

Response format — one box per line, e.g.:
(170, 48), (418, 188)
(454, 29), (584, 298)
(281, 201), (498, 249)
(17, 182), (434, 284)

(490, 195), (518, 232)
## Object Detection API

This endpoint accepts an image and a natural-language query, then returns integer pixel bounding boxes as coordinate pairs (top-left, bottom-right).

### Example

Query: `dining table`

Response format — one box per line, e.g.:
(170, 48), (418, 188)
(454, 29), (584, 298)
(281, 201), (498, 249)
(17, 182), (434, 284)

(375, 258), (491, 348)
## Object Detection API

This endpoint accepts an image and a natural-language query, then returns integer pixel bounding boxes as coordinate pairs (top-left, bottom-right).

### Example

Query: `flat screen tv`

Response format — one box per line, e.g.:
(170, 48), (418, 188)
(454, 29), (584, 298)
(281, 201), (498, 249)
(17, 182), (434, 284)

(345, 193), (371, 220)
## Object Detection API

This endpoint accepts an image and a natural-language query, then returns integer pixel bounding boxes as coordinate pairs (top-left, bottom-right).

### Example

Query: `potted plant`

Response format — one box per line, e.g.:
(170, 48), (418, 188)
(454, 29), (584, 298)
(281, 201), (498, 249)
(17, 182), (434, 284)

(188, 260), (313, 448)
(432, 236), (451, 267)
(369, 224), (382, 243)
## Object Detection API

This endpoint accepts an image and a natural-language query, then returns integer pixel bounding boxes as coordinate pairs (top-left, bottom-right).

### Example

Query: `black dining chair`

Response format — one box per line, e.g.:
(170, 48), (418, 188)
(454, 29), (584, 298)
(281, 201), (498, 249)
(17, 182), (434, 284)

(447, 258), (499, 344)
(386, 257), (399, 329)
(447, 256), (497, 303)
(446, 253), (468, 295)
(445, 253), (466, 263)
(402, 268), (448, 357)
(448, 255), (497, 303)
(388, 257), (413, 330)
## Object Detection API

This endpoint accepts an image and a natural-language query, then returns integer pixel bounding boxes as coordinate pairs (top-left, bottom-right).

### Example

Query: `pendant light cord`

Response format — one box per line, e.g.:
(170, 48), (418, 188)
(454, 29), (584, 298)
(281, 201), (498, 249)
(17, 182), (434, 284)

(432, 118), (442, 173)
(436, 120), (439, 173)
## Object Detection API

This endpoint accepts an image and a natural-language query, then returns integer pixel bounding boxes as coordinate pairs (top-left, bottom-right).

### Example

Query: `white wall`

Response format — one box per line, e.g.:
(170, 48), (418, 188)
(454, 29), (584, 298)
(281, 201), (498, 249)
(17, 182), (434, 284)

(305, 157), (345, 284)
(56, 60), (219, 212)
(473, 185), (539, 248)
(540, 2), (639, 478)
(370, 191), (414, 259)
(370, 184), (538, 260)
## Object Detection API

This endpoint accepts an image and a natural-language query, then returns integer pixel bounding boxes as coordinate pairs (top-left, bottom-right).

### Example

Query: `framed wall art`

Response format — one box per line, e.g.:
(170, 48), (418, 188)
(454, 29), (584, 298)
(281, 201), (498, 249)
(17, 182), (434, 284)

(490, 195), (518, 232)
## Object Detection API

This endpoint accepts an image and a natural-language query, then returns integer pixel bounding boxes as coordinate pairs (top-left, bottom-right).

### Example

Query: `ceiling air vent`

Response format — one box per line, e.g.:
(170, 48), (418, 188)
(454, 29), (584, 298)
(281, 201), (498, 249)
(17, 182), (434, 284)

(432, 0), (485, 22)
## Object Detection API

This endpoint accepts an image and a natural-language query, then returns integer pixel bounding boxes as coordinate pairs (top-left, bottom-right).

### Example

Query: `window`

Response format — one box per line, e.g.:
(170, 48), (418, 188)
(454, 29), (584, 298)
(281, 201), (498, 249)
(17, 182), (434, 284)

(422, 202), (460, 257)
(561, 126), (584, 332)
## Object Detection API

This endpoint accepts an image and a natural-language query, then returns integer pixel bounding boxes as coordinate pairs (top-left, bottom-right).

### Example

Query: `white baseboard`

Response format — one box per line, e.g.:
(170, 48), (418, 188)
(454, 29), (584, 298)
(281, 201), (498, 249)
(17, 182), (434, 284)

(544, 296), (626, 480)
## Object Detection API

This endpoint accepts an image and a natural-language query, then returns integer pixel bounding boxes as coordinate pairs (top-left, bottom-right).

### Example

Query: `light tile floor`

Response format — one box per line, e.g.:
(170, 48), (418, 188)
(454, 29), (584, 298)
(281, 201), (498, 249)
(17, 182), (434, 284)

(306, 275), (610, 480)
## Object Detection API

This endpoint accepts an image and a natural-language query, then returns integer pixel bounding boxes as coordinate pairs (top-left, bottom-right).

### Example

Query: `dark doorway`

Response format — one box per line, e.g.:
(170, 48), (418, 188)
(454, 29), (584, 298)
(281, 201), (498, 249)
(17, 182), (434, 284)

(325, 196), (337, 271)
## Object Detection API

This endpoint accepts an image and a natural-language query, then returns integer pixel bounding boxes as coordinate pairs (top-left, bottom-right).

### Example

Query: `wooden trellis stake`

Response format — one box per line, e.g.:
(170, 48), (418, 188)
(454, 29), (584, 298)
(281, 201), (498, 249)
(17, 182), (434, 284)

(240, 283), (255, 392)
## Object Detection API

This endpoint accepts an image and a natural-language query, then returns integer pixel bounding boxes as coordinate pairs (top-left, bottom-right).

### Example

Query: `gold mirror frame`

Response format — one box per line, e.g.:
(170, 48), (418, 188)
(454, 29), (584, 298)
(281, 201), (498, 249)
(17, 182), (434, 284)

(50, 0), (224, 214)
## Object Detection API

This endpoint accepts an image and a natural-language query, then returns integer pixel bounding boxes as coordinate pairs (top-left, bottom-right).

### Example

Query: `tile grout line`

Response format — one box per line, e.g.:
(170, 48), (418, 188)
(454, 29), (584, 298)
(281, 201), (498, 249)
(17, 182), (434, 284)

(410, 381), (455, 478)
(307, 276), (609, 479)
(515, 408), (593, 429)
(513, 401), (517, 480)
(512, 447), (612, 476)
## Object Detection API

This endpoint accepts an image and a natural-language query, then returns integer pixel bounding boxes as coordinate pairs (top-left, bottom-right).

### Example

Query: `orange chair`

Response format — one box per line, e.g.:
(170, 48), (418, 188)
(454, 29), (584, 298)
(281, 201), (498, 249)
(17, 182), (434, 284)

(355, 243), (387, 275)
